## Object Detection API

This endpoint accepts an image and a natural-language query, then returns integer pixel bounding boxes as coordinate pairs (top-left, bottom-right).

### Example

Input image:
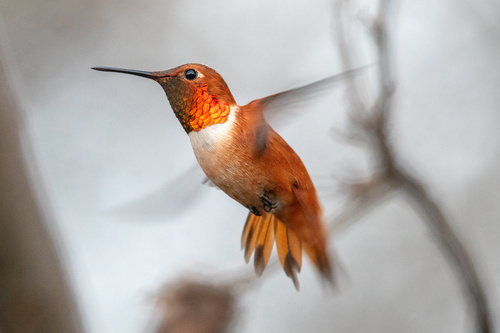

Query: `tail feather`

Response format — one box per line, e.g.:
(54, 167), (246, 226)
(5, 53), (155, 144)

(303, 243), (334, 285)
(242, 212), (304, 290)
(242, 213), (274, 270)
(241, 213), (256, 250)
(242, 213), (264, 263)
(253, 214), (275, 276)
(291, 186), (334, 285)
(275, 221), (302, 290)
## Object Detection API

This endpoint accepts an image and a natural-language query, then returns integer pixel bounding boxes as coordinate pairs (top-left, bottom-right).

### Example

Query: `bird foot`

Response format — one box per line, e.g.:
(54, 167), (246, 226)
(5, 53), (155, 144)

(261, 194), (277, 212)
(248, 205), (261, 216)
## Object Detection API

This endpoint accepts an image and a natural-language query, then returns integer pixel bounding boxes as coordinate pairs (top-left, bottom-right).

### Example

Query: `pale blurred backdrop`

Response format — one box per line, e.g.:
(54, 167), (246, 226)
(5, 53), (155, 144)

(0, 0), (499, 332)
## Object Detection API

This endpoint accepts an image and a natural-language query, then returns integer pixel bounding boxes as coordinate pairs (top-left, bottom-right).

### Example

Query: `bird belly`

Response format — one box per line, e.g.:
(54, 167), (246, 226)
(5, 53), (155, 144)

(192, 141), (265, 209)
(187, 113), (265, 209)
(187, 110), (305, 215)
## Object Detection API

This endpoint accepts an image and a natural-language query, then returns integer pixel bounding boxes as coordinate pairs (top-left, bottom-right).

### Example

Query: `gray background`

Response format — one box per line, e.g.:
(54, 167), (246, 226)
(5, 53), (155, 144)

(0, 0), (499, 332)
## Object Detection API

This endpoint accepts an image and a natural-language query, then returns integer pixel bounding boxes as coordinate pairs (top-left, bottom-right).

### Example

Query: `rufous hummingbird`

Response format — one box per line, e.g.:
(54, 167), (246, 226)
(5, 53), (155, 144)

(92, 63), (347, 289)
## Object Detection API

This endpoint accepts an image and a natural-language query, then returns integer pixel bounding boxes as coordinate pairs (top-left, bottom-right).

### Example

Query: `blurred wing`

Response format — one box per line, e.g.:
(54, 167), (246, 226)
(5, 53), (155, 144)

(110, 163), (209, 221)
(256, 66), (369, 127)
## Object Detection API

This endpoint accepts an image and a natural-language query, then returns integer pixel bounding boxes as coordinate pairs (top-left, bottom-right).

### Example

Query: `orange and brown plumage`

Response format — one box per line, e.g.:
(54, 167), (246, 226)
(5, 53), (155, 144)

(92, 63), (353, 289)
(187, 85), (231, 131)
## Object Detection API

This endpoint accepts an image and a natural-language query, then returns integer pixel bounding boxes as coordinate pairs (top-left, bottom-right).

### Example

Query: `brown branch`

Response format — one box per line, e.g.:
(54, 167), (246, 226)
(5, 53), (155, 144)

(395, 167), (493, 333)
(155, 278), (237, 333)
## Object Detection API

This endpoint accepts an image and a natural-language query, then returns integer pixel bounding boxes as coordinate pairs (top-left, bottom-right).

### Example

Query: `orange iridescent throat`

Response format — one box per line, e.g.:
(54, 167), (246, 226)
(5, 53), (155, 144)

(188, 85), (230, 131)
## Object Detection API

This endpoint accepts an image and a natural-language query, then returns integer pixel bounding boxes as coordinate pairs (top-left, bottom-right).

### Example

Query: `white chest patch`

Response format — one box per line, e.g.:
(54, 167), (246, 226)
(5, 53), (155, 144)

(188, 105), (239, 153)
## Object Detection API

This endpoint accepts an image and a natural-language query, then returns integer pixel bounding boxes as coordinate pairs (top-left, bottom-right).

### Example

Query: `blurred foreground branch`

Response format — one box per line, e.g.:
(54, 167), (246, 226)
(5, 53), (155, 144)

(155, 278), (237, 333)
(334, 0), (493, 332)
(0, 57), (83, 332)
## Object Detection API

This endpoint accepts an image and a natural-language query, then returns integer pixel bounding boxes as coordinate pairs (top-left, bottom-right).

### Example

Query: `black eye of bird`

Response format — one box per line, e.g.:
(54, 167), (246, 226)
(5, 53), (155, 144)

(184, 68), (198, 80)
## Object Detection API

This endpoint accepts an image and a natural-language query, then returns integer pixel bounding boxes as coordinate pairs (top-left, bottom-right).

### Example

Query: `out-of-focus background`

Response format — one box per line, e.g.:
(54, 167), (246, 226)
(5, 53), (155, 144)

(0, 0), (499, 332)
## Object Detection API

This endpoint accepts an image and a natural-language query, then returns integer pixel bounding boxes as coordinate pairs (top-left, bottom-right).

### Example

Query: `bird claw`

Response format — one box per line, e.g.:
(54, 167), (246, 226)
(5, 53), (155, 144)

(261, 194), (277, 212)
(248, 205), (261, 216)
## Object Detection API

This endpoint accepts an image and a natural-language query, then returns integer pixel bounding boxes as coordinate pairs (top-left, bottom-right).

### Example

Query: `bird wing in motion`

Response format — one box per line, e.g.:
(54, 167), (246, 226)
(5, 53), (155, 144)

(247, 66), (368, 155)
(256, 66), (368, 126)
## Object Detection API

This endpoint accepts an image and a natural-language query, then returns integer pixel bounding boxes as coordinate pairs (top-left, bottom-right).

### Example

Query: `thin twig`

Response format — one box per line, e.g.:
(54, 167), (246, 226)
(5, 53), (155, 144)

(329, 177), (394, 234)
(396, 167), (493, 333)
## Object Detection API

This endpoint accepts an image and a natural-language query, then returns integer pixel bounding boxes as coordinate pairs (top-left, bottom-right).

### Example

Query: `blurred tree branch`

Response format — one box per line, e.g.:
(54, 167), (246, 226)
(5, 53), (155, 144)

(0, 57), (83, 332)
(334, 0), (494, 332)
(155, 278), (237, 333)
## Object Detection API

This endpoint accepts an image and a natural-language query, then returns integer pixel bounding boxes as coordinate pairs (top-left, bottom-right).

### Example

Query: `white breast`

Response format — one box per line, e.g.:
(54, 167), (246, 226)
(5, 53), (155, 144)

(188, 105), (240, 153)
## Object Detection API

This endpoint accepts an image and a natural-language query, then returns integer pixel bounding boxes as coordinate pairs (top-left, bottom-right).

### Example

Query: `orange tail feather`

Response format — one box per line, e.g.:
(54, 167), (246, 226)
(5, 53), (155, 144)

(242, 212), (309, 290)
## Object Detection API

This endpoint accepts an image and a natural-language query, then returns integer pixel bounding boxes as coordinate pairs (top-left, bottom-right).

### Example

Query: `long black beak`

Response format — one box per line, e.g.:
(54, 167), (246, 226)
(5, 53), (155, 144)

(91, 67), (157, 79)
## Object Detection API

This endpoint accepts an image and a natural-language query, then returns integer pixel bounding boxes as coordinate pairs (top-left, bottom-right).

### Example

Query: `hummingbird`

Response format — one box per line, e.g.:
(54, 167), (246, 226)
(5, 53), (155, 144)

(92, 63), (350, 289)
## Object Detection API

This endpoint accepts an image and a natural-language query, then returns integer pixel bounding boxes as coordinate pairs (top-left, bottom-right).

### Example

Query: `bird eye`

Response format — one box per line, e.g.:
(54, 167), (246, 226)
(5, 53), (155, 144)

(184, 68), (198, 80)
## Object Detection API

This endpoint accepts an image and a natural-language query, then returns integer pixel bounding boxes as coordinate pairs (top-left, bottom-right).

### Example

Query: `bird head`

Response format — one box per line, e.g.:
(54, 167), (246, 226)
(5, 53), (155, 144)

(93, 64), (236, 133)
